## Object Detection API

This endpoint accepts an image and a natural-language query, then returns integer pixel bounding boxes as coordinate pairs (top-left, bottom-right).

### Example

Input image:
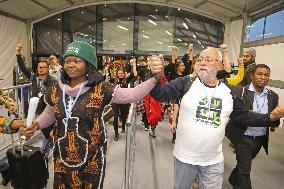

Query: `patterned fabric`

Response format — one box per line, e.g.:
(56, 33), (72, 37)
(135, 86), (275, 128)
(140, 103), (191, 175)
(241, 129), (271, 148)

(0, 89), (15, 109)
(136, 99), (145, 115)
(45, 81), (115, 189)
(134, 79), (145, 115)
(0, 117), (17, 134)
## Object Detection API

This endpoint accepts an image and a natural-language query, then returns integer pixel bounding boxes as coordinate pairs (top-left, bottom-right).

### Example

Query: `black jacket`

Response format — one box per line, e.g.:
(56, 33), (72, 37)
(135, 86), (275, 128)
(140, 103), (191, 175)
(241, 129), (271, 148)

(16, 55), (55, 138)
(225, 85), (279, 154)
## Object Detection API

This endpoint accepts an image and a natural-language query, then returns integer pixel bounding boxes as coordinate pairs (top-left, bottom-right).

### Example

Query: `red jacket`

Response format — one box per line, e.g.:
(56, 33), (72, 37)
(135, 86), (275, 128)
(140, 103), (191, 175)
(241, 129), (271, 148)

(144, 76), (168, 126)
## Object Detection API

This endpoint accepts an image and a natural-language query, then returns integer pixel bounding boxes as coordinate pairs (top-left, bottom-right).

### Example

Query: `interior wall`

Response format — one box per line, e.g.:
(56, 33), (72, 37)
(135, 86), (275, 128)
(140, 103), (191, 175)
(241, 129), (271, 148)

(223, 19), (243, 65)
(250, 43), (284, 82)
(0, 15), (27, 88)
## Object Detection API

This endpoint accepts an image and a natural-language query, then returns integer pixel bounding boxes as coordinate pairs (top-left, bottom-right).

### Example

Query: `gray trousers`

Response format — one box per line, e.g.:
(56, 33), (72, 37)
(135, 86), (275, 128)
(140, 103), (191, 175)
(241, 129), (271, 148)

(174, 158), (224, 189)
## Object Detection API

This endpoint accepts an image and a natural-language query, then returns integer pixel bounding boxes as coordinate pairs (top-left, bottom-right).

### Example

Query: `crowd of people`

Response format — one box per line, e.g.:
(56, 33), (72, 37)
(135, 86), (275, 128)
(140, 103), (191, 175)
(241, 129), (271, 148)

(0, 41), (284, 189)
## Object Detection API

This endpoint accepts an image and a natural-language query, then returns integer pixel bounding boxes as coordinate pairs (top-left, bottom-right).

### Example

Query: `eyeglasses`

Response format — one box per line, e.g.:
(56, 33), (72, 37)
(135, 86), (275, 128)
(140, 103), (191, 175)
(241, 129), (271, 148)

(64, 58), (83, 65)
(196, 58), (219, 64)
(38, 66), (48, 69)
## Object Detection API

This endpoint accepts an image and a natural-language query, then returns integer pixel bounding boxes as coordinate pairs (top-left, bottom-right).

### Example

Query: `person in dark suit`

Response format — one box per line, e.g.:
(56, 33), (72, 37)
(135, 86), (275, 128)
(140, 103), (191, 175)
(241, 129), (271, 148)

(226, 64), (280, 189)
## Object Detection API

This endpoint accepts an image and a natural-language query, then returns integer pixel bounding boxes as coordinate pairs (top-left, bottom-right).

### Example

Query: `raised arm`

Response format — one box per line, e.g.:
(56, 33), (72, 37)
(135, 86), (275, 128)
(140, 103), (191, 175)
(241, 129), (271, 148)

(220, 44), (232, 73)
(111, 55), (163, 104)
(226, 58), (244, 86)
(16, 44), (32, 79)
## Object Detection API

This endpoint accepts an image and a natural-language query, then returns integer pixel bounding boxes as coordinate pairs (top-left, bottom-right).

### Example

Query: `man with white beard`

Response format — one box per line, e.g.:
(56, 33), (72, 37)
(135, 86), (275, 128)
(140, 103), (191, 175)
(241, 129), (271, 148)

(149, 47), (284, 189)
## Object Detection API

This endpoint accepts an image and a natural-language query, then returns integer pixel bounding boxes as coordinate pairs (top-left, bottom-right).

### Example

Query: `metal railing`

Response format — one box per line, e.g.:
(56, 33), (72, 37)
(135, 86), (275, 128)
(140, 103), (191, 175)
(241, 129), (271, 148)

(122, 103), (137, 189)
(2, 83), (31, 118)
(0, 83), (40, 162)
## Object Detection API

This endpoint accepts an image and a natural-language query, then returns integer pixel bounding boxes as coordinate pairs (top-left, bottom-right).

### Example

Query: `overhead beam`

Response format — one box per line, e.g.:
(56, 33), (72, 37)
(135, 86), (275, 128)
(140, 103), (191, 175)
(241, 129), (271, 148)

(29, 0), (51, 11)
(194, 0), (208, 8)
(0, 10), (26, 23)
(207, 0), (242, 15)
(66, 0), (74, 6)
(175, 25), (218, 39)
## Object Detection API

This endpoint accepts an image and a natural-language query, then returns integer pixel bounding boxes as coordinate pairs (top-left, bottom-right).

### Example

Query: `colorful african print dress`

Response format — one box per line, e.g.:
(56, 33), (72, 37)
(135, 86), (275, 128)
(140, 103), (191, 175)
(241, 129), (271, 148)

(45, 81), (115, 189)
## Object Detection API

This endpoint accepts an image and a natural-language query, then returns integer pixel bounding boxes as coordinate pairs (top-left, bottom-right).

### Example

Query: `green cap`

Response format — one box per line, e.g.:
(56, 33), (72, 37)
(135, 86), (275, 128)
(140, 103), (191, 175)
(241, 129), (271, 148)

(63, 41), (97, 67)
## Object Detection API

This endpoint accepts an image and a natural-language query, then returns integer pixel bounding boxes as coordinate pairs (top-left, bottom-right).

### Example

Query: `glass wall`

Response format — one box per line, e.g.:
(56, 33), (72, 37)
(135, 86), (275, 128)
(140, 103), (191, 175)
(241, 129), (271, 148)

(246, 9), (284, 42)
(33, 3), (224, 58)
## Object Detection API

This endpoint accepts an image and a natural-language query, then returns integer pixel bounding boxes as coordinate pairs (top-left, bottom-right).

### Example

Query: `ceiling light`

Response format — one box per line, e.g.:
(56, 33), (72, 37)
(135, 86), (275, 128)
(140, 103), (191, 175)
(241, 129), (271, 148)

(143, 35), (150, 39)
(148, 19), (157, 26)
(183, 22), (188, 29)
(155, 9), (158, 12)
(166, 31), (172, 35)
(122, 43), (126, 46)
(149, 15), (158, 20)
(168, 46), (171, 48)
(103, 18), (107, 21)
(202, 45), (205, 48)
(128, 17), (130, 20)
(81, 11), (84, 14)
(104, 4), (107, 7)
(193, 34), (197, 38)
(184, 43), (187, 46)
(117, 25), (128, 31)
(157, 42), (163, 44)
(57, 18), (61, 21)
(88, 26), (91, 28)
(197, 40), (201, 44)
(178, 8), (181, 11)
(177, 38), (182, 41)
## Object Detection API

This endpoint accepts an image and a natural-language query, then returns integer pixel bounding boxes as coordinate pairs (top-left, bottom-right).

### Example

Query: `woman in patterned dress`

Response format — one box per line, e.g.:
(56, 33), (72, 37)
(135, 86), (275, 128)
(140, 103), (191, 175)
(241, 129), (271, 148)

(22, 42), (162, 189)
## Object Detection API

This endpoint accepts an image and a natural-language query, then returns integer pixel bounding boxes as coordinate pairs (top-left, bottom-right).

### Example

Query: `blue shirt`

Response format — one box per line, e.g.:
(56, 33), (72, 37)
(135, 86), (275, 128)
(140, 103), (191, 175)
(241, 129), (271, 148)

(244, 83), (268, 136)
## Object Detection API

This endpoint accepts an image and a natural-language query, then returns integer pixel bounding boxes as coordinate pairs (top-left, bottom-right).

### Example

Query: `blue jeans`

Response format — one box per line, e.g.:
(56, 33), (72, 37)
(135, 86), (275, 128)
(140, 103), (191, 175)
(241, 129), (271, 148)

(174, 158), (224, 189)
(0, 162), (8, 173)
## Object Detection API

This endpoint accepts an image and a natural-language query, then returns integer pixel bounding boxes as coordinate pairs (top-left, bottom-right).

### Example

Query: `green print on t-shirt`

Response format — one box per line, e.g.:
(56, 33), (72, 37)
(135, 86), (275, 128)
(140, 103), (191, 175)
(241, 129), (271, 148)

(196, 97), (222, 127)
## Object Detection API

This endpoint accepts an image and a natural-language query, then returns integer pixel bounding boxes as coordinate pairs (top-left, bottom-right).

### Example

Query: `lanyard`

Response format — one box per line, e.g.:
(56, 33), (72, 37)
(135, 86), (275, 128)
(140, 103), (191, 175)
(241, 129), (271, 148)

(254, 92), (267, 113)
(63, 83), (84, 118)
(202, 81), (219, 109)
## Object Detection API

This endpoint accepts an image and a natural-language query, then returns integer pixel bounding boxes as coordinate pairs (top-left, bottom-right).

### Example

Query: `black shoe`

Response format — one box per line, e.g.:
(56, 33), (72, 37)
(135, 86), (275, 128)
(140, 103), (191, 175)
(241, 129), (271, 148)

(121, 130), (125, 133)
(1, 169), (11, 186)
(114, 134), (119, 141)
(171, 138), (175, 144)
(149, 128), (156, 138)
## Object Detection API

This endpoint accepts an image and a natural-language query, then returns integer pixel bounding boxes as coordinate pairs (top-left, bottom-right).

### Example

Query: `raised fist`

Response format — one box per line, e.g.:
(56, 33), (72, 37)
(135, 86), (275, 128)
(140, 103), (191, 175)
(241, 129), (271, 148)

(188, 44), (193, 51)
(16, 44), (23, 54)
(237, 57), (244, 65)
(219, 44), (228, 52)
(149, 55), (163, 76)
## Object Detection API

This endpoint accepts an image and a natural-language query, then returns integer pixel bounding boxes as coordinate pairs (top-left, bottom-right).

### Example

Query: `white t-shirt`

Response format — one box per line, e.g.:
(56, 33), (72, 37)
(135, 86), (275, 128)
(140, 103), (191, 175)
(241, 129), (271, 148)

(174, 78), (233, 166)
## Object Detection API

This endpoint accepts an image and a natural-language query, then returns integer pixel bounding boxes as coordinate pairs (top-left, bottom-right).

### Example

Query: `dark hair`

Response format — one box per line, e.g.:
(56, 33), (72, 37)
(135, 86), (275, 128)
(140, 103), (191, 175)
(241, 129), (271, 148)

(115, 67), (127, 85)
(37, 60), (49, 67)
(251, 64), (270, 75)
(175, 60), (185, 72)
(61, 61), (104, 87)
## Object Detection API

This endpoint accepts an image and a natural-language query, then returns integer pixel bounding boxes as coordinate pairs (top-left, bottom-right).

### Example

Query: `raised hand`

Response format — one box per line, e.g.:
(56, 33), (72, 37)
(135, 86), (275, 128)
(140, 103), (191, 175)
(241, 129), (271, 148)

(237, 57), (244, 65)
(219, 44), (228, 52)
(188, 44), (193, 52)
(16, 44), (23, 55)
(149, 55), (163, 76)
